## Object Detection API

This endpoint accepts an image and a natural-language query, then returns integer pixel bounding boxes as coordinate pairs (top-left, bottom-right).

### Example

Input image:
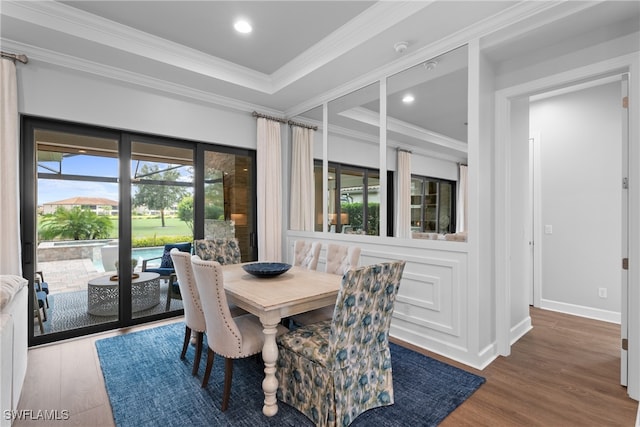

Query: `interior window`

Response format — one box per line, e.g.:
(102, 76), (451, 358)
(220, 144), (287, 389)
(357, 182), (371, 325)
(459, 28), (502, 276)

(411, 175), (456, 234)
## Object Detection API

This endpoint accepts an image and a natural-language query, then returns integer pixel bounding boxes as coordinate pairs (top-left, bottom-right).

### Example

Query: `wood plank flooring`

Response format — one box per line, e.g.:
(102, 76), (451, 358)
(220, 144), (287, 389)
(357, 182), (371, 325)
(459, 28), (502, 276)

(13, 308), (638, 426)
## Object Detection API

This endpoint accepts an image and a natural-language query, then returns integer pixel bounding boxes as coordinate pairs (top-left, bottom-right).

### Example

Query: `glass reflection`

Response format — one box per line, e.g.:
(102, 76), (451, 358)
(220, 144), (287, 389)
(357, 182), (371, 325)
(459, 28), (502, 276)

(387, 45), (468, 239)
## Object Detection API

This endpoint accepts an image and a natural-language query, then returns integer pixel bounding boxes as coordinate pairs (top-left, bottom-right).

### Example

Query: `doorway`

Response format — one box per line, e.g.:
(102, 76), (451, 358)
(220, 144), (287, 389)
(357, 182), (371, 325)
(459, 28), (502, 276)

(528, 77), (625, 323)
(494, 53), (639, 398)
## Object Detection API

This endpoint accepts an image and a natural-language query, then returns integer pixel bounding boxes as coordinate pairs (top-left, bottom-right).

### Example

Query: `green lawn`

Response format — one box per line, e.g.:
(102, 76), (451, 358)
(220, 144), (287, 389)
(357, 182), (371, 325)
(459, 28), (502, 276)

(109, 217), (192, 239)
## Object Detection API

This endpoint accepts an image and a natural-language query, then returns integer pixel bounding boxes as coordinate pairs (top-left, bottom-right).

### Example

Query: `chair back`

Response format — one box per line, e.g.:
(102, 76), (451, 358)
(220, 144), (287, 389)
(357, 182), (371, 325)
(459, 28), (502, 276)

(194, 238), (241, 265)
(160, 242), (192, 268)
(190, 255), (244, 357)
(293, 240), (321, 270)
(170, 249), (205, 332)
(325, 243), (361, 275)
(328, 261), (406, 366)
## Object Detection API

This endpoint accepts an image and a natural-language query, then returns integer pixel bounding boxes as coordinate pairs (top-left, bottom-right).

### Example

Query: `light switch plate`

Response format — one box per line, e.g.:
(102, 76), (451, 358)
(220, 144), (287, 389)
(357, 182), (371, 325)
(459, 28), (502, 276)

(544, 225), (553, 234)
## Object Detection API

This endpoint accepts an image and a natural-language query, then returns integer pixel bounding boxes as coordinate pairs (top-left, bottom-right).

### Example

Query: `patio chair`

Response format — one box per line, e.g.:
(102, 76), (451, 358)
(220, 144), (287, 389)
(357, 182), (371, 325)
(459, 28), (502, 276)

(276, 261), (406, 427)
(141, 242), (192, 311)
(292, 243), (361, 326)
(191, 255), (288, 411)
(34, 271), (49, 308)
(33, 283), (48, 334)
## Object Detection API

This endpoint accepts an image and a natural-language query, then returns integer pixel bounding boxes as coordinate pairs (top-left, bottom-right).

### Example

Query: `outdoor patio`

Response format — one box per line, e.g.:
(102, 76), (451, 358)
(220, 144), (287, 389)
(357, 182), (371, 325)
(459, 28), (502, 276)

(34, 258), (182, 336)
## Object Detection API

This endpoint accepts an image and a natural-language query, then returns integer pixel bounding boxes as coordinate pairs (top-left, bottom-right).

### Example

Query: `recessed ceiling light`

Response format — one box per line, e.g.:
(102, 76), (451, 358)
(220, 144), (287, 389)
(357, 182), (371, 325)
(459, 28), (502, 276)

(424, 60), (438, 71)
(234, 19), (252, 34)
(402, 94), (415, 104)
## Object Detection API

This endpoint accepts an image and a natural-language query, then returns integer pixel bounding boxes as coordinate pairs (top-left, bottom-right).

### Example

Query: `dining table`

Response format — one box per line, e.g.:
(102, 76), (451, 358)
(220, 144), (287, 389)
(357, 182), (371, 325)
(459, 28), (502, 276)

(221, 263), (342, 417)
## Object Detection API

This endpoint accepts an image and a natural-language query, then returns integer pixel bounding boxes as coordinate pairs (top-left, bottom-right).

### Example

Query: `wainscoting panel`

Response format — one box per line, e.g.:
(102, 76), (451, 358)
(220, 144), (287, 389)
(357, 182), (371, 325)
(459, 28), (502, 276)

(285, 233), (476, 366)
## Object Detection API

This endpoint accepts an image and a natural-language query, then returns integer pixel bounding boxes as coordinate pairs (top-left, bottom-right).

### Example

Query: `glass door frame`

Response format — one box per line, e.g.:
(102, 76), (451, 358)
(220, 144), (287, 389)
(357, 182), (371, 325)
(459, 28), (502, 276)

(22, 116), (257, 346)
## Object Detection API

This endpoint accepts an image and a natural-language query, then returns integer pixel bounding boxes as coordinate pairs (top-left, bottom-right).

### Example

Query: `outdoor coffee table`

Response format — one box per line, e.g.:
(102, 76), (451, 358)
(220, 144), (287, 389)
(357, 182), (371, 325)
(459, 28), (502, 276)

(87, 272), (160, 316)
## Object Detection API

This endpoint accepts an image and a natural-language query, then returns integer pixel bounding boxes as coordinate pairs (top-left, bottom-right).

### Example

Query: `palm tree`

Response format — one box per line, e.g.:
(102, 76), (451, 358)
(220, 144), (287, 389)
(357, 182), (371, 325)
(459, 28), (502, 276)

(39, 206), (113, 240)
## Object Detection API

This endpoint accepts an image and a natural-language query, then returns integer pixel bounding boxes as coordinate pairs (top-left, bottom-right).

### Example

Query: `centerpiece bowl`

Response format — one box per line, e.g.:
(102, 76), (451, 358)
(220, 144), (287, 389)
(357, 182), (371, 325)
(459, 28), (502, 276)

(242, 262), (291, 278)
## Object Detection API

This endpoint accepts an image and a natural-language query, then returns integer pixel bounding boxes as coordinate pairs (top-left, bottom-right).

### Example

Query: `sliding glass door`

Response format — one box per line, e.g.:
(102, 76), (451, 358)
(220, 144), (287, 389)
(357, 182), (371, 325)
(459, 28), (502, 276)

(22, 117), (256, 345)
(130, 140), (194, 317)
(202, 149), (255, 261)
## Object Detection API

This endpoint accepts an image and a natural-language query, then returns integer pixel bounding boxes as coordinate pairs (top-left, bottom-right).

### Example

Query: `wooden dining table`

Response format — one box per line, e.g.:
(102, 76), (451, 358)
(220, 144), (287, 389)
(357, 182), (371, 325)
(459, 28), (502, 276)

(221, 263), (342, 417)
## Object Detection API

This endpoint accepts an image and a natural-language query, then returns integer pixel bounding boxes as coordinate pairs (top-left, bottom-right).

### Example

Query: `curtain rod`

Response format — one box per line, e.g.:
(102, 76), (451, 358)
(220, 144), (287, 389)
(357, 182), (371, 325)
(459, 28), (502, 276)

(287, 119), (318, 131)
(252, 111), (317, 130)
(1, 51), (28, 64)
(252, 111), (287, 124)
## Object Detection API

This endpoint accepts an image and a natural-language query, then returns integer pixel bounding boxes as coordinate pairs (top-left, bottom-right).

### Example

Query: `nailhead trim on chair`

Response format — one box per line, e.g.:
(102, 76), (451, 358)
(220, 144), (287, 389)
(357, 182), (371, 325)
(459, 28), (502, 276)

(207, 262), (243, 357)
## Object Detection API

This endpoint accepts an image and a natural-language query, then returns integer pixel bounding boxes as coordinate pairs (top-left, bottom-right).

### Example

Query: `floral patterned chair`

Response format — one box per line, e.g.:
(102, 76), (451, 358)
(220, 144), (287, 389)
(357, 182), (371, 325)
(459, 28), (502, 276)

(276, 260), (406, 427)
(193, 238), (242, 265)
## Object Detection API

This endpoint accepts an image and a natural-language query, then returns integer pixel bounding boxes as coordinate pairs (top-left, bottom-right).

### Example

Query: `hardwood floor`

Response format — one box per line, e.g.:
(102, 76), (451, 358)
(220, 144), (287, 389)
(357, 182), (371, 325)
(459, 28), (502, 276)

(14, 308), (638, 426)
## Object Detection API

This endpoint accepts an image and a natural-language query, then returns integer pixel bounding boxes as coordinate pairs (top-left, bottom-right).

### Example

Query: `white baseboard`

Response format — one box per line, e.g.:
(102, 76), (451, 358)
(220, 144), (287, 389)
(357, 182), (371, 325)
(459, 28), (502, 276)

(510, 315), (532, 345)
(540, 299), (621, 324)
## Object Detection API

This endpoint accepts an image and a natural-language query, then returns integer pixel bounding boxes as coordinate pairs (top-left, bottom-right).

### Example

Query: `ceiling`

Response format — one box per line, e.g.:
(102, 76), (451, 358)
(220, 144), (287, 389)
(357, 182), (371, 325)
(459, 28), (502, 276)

(1, 1), (639, 158)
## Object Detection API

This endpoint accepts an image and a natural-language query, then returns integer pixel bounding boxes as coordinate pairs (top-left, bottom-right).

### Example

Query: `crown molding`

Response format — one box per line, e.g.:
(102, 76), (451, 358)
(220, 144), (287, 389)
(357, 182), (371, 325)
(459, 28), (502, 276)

(270, 1), (435, 92)
(4, 0), (435, 96)
(3, 0), (273, 92)
(2, 38), (284, 118)
(285, 0), (569, 117)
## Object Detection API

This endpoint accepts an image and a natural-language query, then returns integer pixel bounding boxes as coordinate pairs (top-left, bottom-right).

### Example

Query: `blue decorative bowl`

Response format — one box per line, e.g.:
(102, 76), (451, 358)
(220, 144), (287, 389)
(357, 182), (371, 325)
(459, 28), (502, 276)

(242, 262), (292, 278)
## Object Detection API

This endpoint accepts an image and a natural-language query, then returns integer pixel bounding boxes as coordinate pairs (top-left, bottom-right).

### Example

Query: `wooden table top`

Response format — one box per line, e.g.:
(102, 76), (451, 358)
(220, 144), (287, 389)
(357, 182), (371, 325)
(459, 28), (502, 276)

(222, 264), (342, 317)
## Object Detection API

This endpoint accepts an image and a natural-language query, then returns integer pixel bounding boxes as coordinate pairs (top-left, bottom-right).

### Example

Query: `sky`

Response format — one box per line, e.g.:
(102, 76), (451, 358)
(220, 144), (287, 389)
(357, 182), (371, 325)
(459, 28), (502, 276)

(37, 155), (191, 205)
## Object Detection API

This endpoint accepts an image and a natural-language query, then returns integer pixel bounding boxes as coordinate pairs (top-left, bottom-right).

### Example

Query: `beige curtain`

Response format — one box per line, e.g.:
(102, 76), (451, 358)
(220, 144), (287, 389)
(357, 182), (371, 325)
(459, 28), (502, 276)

(395, 150), (412, 239)
(289, 126), (315, 231)
(256, 118), (282, 261)
(456, 164), (468, 233)
(0, 59), (22, 275)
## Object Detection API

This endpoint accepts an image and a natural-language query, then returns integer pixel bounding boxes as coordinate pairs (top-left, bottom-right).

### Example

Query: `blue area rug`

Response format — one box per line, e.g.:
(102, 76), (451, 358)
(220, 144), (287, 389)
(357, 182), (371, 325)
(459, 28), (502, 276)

(96, 322), (484, 426)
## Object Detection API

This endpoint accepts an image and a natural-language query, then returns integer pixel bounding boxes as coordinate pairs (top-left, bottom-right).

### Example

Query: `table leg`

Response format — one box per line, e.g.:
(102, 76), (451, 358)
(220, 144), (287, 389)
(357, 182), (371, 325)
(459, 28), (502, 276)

(259, 315), (280, 417)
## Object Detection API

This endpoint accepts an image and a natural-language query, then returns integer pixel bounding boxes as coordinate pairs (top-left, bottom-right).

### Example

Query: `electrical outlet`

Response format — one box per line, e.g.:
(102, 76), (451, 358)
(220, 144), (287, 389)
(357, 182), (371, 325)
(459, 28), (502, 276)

(598, 288), (607, 298)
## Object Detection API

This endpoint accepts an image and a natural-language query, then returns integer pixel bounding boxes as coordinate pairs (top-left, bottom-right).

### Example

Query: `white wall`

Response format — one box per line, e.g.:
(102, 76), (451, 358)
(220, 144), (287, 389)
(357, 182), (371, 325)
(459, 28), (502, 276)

(17, 62), (257, 149)
(530, 81), (622, 321)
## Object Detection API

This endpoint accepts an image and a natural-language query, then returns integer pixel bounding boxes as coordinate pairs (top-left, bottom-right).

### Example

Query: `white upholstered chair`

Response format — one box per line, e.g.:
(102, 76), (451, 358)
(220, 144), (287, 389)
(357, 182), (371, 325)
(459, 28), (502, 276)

(293, 240), (321, 270)
(191, 255), (288, 411)
(171, 249), (248, 377)
(292, 243), (361, 326)
(324, 243), (361, 275)
(170, 249), (207, 376)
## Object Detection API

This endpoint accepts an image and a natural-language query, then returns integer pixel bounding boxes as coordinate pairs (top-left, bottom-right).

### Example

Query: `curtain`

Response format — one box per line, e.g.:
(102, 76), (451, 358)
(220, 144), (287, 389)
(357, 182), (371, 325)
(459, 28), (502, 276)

(289, 126), (315, 231)
(256, 118), (282, 261)
(395, 150), (412, 239)
(0, 58), (22, 275)
(456, 164), (468, 233)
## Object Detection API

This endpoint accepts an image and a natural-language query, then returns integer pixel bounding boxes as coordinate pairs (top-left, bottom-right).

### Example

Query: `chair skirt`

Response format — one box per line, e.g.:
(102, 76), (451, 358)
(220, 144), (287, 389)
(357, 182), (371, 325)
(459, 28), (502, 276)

(276, 322), (394, 427)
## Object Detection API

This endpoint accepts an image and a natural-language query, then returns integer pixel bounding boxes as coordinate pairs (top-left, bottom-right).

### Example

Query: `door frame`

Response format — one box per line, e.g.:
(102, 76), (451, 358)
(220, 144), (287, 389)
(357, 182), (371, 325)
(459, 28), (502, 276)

(494, 52), (640, 399)
(22, 116), (258, 346)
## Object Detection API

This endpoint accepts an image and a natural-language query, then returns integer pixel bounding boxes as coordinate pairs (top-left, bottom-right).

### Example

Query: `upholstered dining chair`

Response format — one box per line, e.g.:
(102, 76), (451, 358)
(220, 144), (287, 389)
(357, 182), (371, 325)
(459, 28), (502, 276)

(191, 255), (288, 411)
(276, 260), (406, 427)
(193, 238), (242, 264)
(141, 242), (192, 311)
(292, 240), (321, 270)
(169, 249), (206, 376)
(292, 243), (361, 326)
